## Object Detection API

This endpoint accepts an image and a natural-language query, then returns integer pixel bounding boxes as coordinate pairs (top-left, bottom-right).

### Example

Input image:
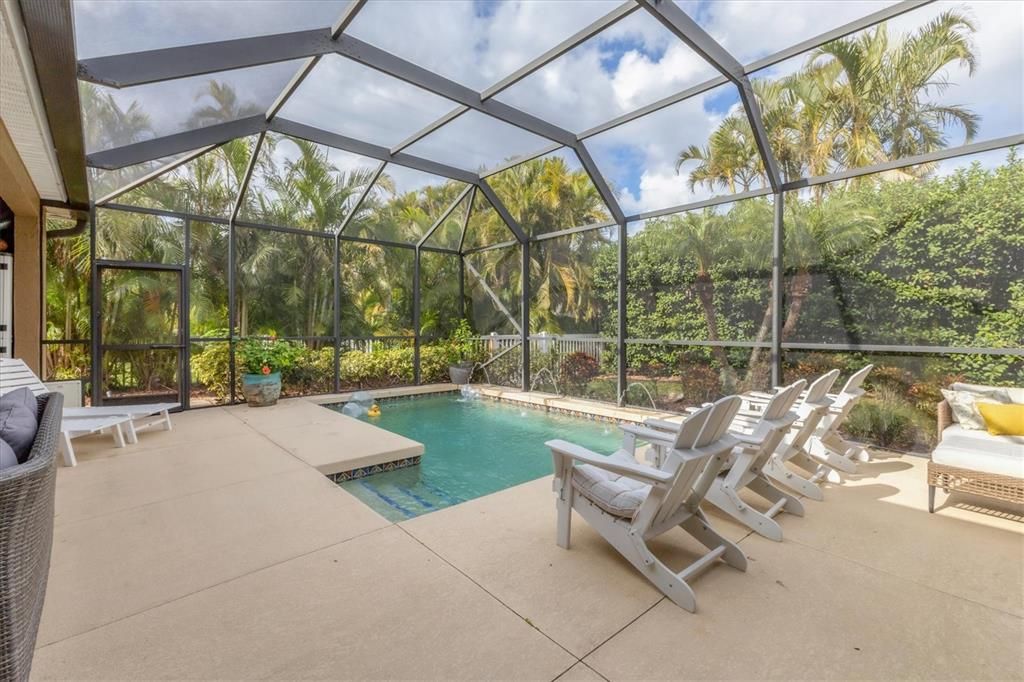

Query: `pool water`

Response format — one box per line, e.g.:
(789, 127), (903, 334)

(327, 394), (620, 521)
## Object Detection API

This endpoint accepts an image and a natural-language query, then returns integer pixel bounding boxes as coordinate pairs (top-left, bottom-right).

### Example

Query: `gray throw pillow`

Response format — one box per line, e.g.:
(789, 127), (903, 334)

(0, 438), (18, 470)
(0, 387), (39, 463)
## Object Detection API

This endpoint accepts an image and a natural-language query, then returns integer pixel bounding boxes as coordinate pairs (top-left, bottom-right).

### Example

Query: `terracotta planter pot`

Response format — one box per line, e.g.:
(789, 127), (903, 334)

(241, 372), (281, 407)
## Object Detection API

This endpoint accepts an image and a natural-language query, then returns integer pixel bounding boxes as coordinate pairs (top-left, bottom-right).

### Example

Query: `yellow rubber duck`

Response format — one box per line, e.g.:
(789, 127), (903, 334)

(367, 404), (381, 418)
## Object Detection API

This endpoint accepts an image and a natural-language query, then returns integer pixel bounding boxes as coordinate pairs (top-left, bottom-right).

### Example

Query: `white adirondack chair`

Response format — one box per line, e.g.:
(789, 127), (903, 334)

(642, 381), (807, 541)
(803, 364), (874, 474)
(743, 365), (873, 478)
(547, 396), (746, 613)
(755, 370), (840, 501)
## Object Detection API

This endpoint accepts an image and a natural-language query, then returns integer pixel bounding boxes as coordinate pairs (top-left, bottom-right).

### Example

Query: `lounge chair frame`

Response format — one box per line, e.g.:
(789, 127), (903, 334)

(548, 396), (746, 613)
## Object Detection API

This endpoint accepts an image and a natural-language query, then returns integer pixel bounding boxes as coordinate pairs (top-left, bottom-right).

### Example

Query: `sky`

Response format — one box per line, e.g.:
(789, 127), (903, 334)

(75, 0), (1023, 216)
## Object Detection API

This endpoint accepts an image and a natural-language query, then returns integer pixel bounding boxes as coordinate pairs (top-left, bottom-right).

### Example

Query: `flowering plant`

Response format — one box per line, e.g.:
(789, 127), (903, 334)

(237, 337), (299, 375)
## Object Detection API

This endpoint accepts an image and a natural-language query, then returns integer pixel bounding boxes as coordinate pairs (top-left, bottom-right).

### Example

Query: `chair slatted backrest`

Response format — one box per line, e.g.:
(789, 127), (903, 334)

(0, 358), (47, 397)
(747, 380), (805, 466)
(804, 370), (840, 406)
(840, 364), (873, 398)
(644, 396), (742, 527)
(829, 364), (874, 418)
(760, 380), (806, 423)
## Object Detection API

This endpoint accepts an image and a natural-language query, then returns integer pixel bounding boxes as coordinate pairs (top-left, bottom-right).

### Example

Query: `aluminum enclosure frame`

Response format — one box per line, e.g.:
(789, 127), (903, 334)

(36, 0), (1021, 408)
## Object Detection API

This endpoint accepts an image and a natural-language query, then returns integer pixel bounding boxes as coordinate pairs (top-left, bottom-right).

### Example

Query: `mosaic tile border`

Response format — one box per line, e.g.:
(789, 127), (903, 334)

(478, 394), (644, 424)
(325, 388), (642, 426)
(328, 456), (422, 482)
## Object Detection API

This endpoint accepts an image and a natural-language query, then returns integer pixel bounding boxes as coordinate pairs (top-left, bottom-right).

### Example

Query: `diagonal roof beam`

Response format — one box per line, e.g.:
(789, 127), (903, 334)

(392, 1), (638, 156)
(271, 119), (478, 184)
(87, 115), (269, 169)
(580, 0), (931, 141)
(333, 35), (577, 147)
(336, 161), (386, 235)
(95, 144), (218, 205)
(575, 142), (625, 225)
(636, 0), (781, 191)
(230, 132), (265, 222)
(85, 115), (478, 185)
(266, 0), (368, 121)
(475, 179), (527, 243)
(78, 31), (578, 148)
(417, 184), (474, 248)
(78, 29), (334, 88)
(743, 0), (932, 73)
(457, 186), (476, 254)
(481, 1), (638, 100)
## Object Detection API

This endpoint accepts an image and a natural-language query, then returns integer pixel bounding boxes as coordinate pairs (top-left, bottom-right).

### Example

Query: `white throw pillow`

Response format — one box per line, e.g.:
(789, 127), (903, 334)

(941, 389), (1008, 430)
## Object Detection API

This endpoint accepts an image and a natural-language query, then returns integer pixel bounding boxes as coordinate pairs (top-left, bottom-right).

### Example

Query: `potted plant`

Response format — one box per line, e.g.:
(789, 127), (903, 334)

(237, 338), (293, 407)
(446, 320), (476, 385)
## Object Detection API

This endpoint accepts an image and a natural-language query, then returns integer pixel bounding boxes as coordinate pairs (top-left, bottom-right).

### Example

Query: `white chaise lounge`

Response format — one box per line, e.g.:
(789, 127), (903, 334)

(547, 396), (746, 613)
(0, 358), (179, 466)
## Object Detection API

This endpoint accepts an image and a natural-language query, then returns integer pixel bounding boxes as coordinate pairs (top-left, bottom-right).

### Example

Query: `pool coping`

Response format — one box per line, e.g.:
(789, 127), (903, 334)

(307, 383), (678, 482)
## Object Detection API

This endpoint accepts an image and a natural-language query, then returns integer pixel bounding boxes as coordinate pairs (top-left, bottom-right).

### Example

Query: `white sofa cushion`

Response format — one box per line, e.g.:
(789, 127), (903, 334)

(950, 382), (1023, 404)
(933, 425), (1024, 478)
(572, 450), (651, 518)
(942, 385), (1015, 428)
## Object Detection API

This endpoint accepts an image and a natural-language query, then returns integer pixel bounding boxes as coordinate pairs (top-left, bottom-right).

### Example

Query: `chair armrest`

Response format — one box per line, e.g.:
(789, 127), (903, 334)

(733, 432), (764, 446)
(641, 417), (682, 432)
(545, 440), (673, 485)
(619, 424), (677, 448)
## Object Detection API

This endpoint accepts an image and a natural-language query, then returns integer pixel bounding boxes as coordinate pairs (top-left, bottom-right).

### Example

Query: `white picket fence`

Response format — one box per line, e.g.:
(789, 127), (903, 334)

(472, 334), (614, 360)
(340, 334), (613, 362)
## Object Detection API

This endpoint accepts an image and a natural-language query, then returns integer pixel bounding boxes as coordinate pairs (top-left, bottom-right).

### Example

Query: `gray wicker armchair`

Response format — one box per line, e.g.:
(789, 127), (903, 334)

(0, 392), (63, 681)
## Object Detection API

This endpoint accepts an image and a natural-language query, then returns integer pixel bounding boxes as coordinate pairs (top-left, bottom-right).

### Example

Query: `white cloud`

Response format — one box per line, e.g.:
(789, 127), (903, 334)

(77, 0), (1021, 212)
(74, 0), (346, 59)
(679, 0), (902, 64)
(345, 0), (622, 90)
(278, 55), (455, 148)
(404, 110), (552, 173)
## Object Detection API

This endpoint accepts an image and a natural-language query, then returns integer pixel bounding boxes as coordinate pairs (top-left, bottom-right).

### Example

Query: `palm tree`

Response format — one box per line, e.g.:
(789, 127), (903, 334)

(780, 191), (879, 341)
(186, 81), (261, 128)
(809, 10), (978, 173)
(680, 10), (979, 196)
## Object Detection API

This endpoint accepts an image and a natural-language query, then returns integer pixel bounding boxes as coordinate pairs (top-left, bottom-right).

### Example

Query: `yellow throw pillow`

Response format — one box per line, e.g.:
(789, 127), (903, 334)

(976, 402), (1024, 437)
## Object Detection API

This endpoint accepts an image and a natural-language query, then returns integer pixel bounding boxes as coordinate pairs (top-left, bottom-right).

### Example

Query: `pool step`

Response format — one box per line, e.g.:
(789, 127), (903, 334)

(355, 479), (462, 519)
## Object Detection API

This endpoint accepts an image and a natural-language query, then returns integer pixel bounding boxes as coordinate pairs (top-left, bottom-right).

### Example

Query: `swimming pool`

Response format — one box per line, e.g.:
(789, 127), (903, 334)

(326, 393), (621, 521)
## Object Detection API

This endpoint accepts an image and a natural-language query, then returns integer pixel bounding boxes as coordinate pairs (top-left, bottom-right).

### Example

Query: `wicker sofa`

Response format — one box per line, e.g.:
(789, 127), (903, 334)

(0, 392), (63, 681)
(928, 384), (1024, 513)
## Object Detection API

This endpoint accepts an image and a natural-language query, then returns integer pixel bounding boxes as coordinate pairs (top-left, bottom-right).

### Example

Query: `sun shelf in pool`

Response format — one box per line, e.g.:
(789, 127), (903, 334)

(326, 393), (620, 521)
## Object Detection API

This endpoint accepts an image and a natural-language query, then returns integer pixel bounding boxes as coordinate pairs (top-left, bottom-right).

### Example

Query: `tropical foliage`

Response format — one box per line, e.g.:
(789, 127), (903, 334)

(45, 15), (1021, 450)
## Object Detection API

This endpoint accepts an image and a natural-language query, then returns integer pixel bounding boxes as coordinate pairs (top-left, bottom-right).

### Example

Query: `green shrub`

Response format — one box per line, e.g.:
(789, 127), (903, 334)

(237, 338), (302, 375)
(340, 347), (414, 387)
(843, 387), (931, 451)
(191, 342), (232, 401)
(560, 352), (600, 392)
(284, 346), (334, 395)
(419, 344), (453, 383)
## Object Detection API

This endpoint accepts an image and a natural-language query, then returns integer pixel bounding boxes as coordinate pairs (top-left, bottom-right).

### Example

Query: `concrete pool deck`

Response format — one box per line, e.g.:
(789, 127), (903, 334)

(32, 395), (1024, 679)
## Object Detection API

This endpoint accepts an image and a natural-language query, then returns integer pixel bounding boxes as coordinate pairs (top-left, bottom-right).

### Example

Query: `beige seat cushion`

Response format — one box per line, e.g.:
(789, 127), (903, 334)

(933, 425), (1024, 479)
(572, 450), (651, 519)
